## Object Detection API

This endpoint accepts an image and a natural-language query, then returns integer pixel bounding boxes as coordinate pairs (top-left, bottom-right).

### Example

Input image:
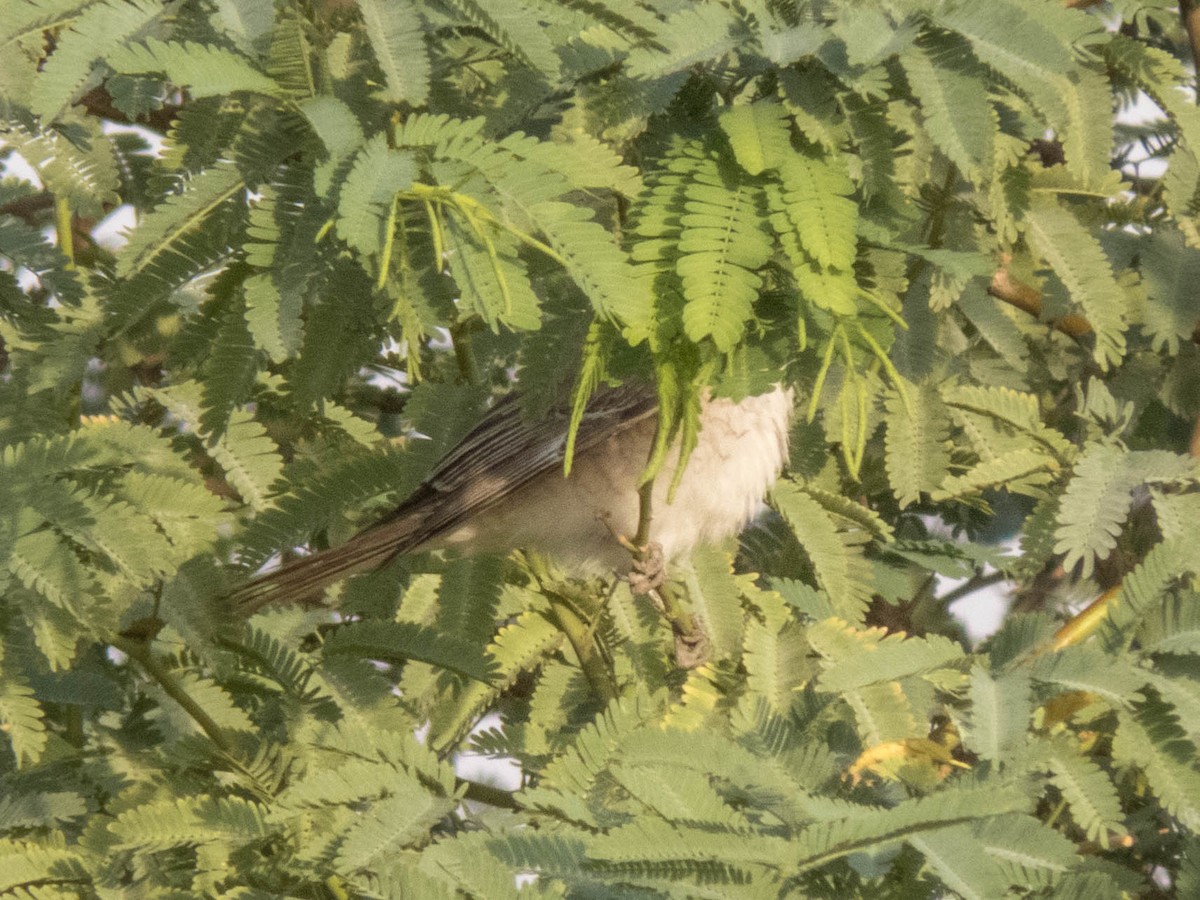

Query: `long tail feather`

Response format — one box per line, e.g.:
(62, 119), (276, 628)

(231, 512), (425, 614)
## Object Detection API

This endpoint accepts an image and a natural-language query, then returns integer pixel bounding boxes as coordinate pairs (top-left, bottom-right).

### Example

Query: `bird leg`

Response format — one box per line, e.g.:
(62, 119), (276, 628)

(629, 549), (710, 670)
(598, 499), (710, 668)
(627, 540), (665, 595)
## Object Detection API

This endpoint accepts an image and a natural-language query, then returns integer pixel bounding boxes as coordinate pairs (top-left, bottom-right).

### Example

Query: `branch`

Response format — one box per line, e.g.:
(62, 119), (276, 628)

(449, 318), (480, 385)
(935, 569), (1008, 607)
(527, 555), (617, 703)
(1046, 584), (1121, 652)
(987, 266), (1093, 338)
(460, 778), (522, 810)
(0, 192), (55, 221)
(112, 635), (236, 755)
(1180, 1), (1200, 81)
(547, 590), (617, 703)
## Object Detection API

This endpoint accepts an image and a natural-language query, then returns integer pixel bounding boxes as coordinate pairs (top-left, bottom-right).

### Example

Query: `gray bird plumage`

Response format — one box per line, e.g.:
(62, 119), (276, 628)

(234, 383), (791, 612)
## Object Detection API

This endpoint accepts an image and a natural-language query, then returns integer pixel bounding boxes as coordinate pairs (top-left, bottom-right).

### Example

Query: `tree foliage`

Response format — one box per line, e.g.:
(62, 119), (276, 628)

(2, 0), (1200, 896)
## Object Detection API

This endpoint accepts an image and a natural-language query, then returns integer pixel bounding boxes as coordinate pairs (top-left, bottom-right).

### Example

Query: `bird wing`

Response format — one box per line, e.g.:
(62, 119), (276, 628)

(380, 381), (658, 532)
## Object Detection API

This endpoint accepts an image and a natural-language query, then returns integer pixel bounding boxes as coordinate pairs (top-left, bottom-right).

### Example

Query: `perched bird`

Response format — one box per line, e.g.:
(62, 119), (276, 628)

(234, 383), (793, 612)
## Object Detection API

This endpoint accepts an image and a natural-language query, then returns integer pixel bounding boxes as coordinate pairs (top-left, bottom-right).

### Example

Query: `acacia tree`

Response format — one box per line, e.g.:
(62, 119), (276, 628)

(2, 0), (1200, 896)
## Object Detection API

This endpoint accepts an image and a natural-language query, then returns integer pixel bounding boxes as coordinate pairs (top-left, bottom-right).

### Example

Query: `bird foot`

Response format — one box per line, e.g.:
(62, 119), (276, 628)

(673, 623), (710, 669)
(627, 541), (665, 595)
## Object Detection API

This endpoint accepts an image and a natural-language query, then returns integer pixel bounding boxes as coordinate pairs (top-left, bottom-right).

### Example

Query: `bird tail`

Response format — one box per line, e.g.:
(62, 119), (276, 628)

(231, 512), (425, 615)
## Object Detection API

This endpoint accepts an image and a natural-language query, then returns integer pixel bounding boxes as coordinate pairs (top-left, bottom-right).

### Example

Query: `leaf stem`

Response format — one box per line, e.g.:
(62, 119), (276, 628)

(547, 590), (617, 704)
(376, 193), (400, 290)
(1049, 583), (1121, 652)
(934, 569), (1007, 607)
(530, 554), (617, 703)
(112, 636), (235, 756)
(460, 777), (522, 810)
(55, 198), (75, 268)
(449, 319), (479, 385)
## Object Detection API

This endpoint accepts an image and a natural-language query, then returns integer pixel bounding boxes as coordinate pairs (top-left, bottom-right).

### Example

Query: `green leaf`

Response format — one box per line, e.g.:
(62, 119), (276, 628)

(1113, 701), (1200, 831)
(264, 4), (315, 98)
(900, 35), (993, 181)
(336, 789), (457, 870)
(719, 102), (792, 176)
(119, 472), (226, 559)
(440, 0), (561, 77)
(8, 527), (96, 615)
(773, 152), (857, 271)
(300, 95), (365, 169)
(942, 383), (1073, 461)
(884, 381), (951, 507)
(1053, 445), (1195, 580)
(1024, 197), (1127, 370)
(801, 484), (895, 543)
(116, 161), (246, 279)
(0, 671), (47, 766)
(106, 39), (280, 97)
(335, 136), (417, 259)
(612, 763), (749, 829)
(442, 214), (541, 331)
(680, 548), (745, 662)
(244, 273), (295, 362)
(770, 480), (874, 623)
(200, 300), (259, 437)
(933, 448), (1057, 501)
(29, 0), (161, 121)
(148, 384), (283, 512)
(356, 0), (430, 105)
(815, 628), (964, 692)
(966, 666), (1031, 764)
(1133, 230), (1200, 354)
(975, 813), (1081, 886)
(2, 122), (121, 217)
(1031, 647), (1145, 708)
(792, 784), (1030, 871)
(676, 173), (771, 351)
(322, 621), (497, 684)
(624, 4), (740, 80)
(935, 0), (1095, 81)
(0, 0), (90, 48)
(957, 282), (1030, 373)
(110, 796), (270, 851)
(1034, 735), (1126, 843)
(1060, 68), (1113, 189)
(0, 790), (86, 831)
(910, 824), (1011, 900)
(0, 841), (89, 894)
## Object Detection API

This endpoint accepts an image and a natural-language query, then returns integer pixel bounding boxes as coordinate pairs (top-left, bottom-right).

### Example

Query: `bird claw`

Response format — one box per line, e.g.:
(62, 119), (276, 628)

(621, 540), (711, 669)
(673, 625), (710, 669)
(627, 541), (665, 595)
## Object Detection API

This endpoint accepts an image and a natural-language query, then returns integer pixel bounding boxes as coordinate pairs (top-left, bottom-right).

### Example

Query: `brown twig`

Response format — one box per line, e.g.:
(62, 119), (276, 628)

(1180, 1), (1200, 82)
(987, 266), (1093, 338)
(0, 192), (55, 222)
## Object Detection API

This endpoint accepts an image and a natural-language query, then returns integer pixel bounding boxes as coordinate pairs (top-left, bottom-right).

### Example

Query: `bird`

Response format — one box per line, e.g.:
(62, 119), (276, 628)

(233, 382), (793, 613)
